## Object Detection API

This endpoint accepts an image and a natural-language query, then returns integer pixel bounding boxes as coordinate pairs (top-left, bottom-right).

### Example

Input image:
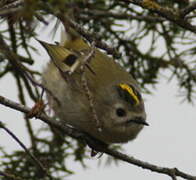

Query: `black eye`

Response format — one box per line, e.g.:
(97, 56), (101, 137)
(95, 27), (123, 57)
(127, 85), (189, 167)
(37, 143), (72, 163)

(116, 108), (126, 117)
(63, 54), (77, 66)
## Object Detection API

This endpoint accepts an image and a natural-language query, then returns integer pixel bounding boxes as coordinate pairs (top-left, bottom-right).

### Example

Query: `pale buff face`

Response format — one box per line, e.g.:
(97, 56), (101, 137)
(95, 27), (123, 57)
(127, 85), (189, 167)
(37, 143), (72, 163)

(97, 103), (146, 143)
(84, 83), (147, 143)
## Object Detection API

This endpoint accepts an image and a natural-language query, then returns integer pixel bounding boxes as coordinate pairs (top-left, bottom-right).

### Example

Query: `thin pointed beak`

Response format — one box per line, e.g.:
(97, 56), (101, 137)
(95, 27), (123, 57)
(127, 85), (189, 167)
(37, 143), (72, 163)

(127, 117), (149, 126)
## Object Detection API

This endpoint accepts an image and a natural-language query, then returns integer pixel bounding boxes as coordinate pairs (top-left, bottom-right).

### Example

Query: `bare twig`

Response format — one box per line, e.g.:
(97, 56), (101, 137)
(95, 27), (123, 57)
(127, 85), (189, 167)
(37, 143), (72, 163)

(0, 121), (50, 178)
(0, 0), (24, 17)
(103, 149), (196, 180)
(0, 95), (84, 139)
(24, 72), (61, 106)
(120, 0), (196, 33)
(0, 170), (23, 180)
(58, 14), (120, 58)
(180, 2), (196, 18)
(0, 95), (196, 180)
(82, 9), (164, 23)
(0, 34), (60, 105)
(80, 42), (102, 132)
(35, 13), (49, 25)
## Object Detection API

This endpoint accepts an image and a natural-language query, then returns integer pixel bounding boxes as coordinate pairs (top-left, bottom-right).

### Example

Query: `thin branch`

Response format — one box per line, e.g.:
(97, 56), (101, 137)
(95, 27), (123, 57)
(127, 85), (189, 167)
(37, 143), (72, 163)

(0, 95), (83, 139)
(180, 2), (196, 18)
(24, 71), (61, 105)
(57, 14), (120, 58)
(0, 34), (60, 105)
(120, 0), (196, 33)
(81, 9), (164, 23)
(35, 13), (49, 25)
(0, 121), (51, 178)
(0, 170), (23, 180)
(80, 42), (102, 132)
(0, 0), (24, 17)
(0, 95), (196, 180)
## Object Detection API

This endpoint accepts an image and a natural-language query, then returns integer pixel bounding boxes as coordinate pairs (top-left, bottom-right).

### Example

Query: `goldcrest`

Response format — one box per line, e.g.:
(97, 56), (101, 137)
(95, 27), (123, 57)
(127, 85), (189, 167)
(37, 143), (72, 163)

(41, 28), (148, 144)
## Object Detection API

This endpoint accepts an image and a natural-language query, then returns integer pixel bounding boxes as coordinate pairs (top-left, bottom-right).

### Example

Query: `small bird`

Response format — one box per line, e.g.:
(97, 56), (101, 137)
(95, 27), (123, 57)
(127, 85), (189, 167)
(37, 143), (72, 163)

(41, 27), (148, 144)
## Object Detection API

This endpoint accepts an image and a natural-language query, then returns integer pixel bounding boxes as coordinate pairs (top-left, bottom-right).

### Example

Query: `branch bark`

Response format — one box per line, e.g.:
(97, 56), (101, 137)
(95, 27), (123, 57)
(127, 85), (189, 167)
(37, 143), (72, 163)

(0, 121), (49, 178)
(120, 0), (196, 34)
(0, 170), (23, 180)
(0, 95), (196, 180)
(180, 2), (196, 18)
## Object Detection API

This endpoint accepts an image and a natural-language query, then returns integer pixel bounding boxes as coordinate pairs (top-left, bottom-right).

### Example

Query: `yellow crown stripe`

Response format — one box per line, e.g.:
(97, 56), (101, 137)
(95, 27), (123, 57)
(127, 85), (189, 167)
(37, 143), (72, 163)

(119, 83), (140, 105)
